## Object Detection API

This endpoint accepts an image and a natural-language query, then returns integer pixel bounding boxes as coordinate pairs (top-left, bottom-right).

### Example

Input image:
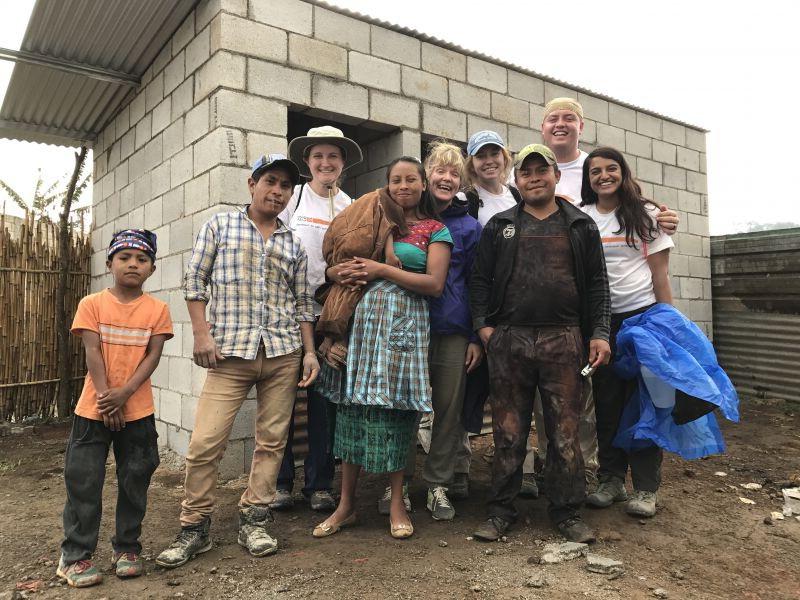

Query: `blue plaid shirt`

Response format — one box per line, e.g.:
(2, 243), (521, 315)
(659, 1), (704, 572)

(184, 205), (315, 359)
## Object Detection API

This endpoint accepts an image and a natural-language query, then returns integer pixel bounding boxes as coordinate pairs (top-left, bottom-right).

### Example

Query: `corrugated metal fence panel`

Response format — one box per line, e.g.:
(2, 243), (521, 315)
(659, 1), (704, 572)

(711, 228), (800, 405)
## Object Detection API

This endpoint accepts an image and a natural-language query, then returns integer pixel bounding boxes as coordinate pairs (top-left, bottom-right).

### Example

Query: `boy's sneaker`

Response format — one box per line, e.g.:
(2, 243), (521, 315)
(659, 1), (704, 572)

(238, 506), (278, 557)
(377, 484), (411, 516)
(519, 473), (540, 498)
(155, 519), (212, 568)
(308, 490), (336, 512)
(473, 516), (511, 542)
(112, 552), (144, 578)
(56, 556), (103, 588)
(426, 486), (455, 521)
(269, 488), (294, 511)
(626, 490), (657, 517)
(448, 473), (470, 500)
(556, 516), (596, 543)
(586, 478), (628, 508)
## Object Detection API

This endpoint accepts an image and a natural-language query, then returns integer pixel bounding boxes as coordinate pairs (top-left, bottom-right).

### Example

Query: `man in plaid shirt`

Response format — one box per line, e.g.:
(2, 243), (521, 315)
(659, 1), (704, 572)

(157, 154), (320, 568)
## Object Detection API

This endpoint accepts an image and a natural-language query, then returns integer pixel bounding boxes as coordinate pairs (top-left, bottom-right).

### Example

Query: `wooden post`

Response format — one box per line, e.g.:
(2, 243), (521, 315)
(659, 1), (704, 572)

(56, 145), (87, 417)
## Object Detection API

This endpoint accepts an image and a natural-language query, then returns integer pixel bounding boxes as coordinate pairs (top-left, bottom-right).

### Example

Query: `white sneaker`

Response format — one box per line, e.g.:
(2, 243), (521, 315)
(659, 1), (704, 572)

(626, 490), (657, 517)
(426, 486), (455, 521)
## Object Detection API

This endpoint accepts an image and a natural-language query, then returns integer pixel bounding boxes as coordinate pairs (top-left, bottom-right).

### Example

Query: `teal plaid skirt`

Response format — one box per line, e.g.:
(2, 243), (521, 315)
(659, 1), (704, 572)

(318, 279), (432, 412)
(334, 404), (417, 473)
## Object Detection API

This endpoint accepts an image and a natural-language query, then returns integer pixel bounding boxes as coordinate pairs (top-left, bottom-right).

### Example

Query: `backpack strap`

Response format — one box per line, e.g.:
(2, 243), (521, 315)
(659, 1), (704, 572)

(509, 185), (523, 204)
(294, 182), (306, 211)
(465, 189), (481, 220)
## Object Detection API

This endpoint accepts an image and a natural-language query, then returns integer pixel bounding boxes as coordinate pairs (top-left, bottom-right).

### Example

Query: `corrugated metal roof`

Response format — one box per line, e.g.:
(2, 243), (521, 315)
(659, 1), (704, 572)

(310, 0), (707, 132)
(0, 0), (196, 147)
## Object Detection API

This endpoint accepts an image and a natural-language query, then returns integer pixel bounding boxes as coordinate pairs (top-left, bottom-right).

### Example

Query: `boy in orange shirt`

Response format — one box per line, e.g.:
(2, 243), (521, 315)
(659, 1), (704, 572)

(57, 229), (172, 588)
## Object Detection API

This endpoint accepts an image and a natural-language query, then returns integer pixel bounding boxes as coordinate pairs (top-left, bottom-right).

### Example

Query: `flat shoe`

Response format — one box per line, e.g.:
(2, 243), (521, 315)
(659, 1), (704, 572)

(312, 513), (356, 538)
(390, 521), (414, 539)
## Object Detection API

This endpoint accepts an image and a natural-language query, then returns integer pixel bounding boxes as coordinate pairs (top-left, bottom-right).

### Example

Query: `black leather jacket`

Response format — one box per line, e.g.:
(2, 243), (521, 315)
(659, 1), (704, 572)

(469, 197), (611, 344)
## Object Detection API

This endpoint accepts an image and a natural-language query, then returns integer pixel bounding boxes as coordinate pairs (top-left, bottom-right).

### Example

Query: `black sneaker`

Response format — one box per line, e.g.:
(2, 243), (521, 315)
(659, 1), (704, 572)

(556, 516), (596, 543)
(269, 488), (294, 511)
(308, 490), (336, 512)
(155, 519), (212, 568)
(473, 516), (511, 542)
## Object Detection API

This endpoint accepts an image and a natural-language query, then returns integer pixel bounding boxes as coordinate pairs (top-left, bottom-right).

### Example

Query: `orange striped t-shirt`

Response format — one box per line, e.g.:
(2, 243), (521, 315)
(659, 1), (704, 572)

(71, 289), (173, 421)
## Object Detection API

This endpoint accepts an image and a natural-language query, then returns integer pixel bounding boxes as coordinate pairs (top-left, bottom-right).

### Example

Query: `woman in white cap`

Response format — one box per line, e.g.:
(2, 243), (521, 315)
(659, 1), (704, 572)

(271, 126), (363, 513)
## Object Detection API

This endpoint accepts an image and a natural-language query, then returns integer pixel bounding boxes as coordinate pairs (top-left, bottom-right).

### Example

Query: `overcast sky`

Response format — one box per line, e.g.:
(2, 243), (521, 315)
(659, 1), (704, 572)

(1, 0), (798, 233)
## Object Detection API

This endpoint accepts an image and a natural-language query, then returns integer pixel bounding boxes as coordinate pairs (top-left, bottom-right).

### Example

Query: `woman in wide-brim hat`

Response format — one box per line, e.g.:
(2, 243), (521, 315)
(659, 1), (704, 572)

(271, 126), (363, 514)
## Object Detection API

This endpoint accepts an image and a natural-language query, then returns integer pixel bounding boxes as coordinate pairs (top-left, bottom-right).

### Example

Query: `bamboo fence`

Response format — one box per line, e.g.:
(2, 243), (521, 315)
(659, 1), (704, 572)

(0, 212), (91, 420)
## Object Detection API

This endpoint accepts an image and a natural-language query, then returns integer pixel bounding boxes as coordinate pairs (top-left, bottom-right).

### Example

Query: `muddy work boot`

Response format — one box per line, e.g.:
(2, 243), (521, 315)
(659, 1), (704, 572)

(56, 556), (103, 588)
(626, 490), (657, 517)
(308, 490), (336, 512)
(155, 519), (212, 568)
(112, 552), (144, 578)
(268, 488), (294, 511)
(586, 478), (628, 508)
(448, 473), (470, 500)
(556, 516), (596, 543)
(238, 506), (278, 557)
(377, 484), (411, 516)
(473, 516), (511, 542)
(519, 473), (540, 498)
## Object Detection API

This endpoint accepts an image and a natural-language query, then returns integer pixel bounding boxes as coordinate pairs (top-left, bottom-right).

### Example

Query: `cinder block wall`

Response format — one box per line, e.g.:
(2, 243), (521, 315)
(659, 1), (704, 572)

(89, 0), (711, 474)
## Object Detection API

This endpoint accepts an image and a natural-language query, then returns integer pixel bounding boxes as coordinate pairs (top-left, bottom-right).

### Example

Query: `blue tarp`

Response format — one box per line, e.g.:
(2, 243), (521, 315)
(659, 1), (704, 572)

(612, 304), (739, 459)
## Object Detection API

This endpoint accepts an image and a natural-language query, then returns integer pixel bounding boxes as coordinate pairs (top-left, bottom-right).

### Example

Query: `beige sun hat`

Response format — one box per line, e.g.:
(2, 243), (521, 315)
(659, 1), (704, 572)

(288, 125), (364, 178)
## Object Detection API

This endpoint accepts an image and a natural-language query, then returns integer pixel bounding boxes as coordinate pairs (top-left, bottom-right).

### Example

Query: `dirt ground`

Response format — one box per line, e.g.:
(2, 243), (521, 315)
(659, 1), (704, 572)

(1, 399), (799, 600)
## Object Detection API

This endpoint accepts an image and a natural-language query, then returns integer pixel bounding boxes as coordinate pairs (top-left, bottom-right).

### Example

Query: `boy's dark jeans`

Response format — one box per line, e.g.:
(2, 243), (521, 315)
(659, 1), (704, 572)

(486, 325), (586, 525)
(61, 415), (159, 564)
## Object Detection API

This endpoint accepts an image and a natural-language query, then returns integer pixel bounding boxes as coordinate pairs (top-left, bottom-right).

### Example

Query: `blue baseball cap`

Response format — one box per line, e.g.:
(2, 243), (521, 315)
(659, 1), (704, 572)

(467, 130), (506, 156)
(251, 153), (301, 186)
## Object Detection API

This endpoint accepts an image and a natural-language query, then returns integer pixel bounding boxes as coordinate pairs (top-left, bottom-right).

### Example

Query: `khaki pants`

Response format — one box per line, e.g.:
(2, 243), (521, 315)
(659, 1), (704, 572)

(180, 348), (301, 526)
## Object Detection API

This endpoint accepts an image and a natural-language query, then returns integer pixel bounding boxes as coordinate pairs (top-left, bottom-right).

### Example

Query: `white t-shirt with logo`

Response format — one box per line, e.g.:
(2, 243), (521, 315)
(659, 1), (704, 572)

(278, 183), (352, 314)
(457, 184), (518, 226)
(555, 150), (588, 205)
(581, 203), (674, 314)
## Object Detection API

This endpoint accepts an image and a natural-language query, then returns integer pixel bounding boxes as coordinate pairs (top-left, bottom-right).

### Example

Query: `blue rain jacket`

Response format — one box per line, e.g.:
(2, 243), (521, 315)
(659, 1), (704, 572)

(613, 304), (739, 459)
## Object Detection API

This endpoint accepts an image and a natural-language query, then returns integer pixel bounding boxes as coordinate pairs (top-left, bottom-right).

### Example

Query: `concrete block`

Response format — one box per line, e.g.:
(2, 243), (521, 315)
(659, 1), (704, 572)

(161, 253), (184, 289)
(289, 34), (346, 79)
(184, 100), (209, 146)
(608, 104), (636, 131)
(181, 394), (198, 429)
(152, 39), (172, 77)
(171, 77), (194, 121)
(113, 105), (129, 140)
(530, 103), (545, 129)
(152, 97), (172, 135)
(211, 89), (285, 135)
(171, 146), (194, 187)
(662, 121), (686, 146)
(162, 187), (185, 224)
(209, 164), (250, 205)
(132, 175), (151, 210)
(625, 131), (651, 158)
(145, 73), (164, 113)
(135, 113), (152, 150)
(129, 92), (146, 125)
(581, 119), (597, 144)
(312, 76), (369, 121)
(212, 13), (287, 62)
(467, 57), (506, 93)
(144, 197), (163, 229)
(114, 186), (129, 217)
(680, 277), (703, 299)
(167, 424), (191, 458)
(636, 112), (661, 139)
(685, 128), (706, 152)
(229, 398), (257, 439)
(422, 104), (466, 141)
(688, 213), (708, 236)
(491, 93), (529, 127)
(676, 232), (702, 256)
(507, 126), (539, 152)
(163, 120), (184, 159)
(544, 81), (575, 102)
(218, 439), (246, 479)
(670, 253), (689, 276)
(507, 71), (543, 104)
(636, 158), (662, 184)
(151, 162), (171, 197)
(101, 173), (115, 200)
(663, 165), (686, 190)
(193, 127), (247, 175)
(699, 152), (707, 174)
(172, 11), (195, 54)
(652, 140), (676, 165)
(349, 52), (401, 93)
(162, 325), (182, 356)
(467, 116), (507, 144)
(686, 171), (707, 194)
(421, 42), (465, 81)
(159, 388), (183, 425)
(639, 181), (654, 200)
(103, 122), (116, 150)
(171, 216), (195, 253)
(250, 0), (311, 35)
(652, 185), (677, 208)
(249, 59), (311, 105)
(448, 81), (490, 117)
(369, 91), (419, 129)
(164, 52), (186, 95)
(184, 172), (210, 215)
(182, 323), (194, 358)
(677, 146), (700, 171)
(120, 129), (136, 160)
(402, 66), (447, 104)
(196, 0), (247, 31)
(247, 133), (288, 165)
(151, 360), (170, 396)
(186, 25), (211, 75)
(314, 6), (369, 52)
(144, 135), (164, 172)
(107, 142), (121, 172)
(577, 93), (608, 125)
(371, 26), (420, 67)
(596, 123), (625, 148)
(195, 51), (246, 101)
(114, 161), (129, 191)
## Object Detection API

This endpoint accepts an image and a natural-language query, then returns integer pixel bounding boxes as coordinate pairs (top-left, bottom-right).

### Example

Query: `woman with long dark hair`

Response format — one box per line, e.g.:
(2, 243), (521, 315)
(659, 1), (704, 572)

(580, 146), (673, 518)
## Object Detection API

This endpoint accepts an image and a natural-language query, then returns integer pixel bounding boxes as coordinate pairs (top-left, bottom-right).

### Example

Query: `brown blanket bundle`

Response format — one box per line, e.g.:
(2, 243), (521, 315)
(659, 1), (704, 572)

(315, 187), (406, 340)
